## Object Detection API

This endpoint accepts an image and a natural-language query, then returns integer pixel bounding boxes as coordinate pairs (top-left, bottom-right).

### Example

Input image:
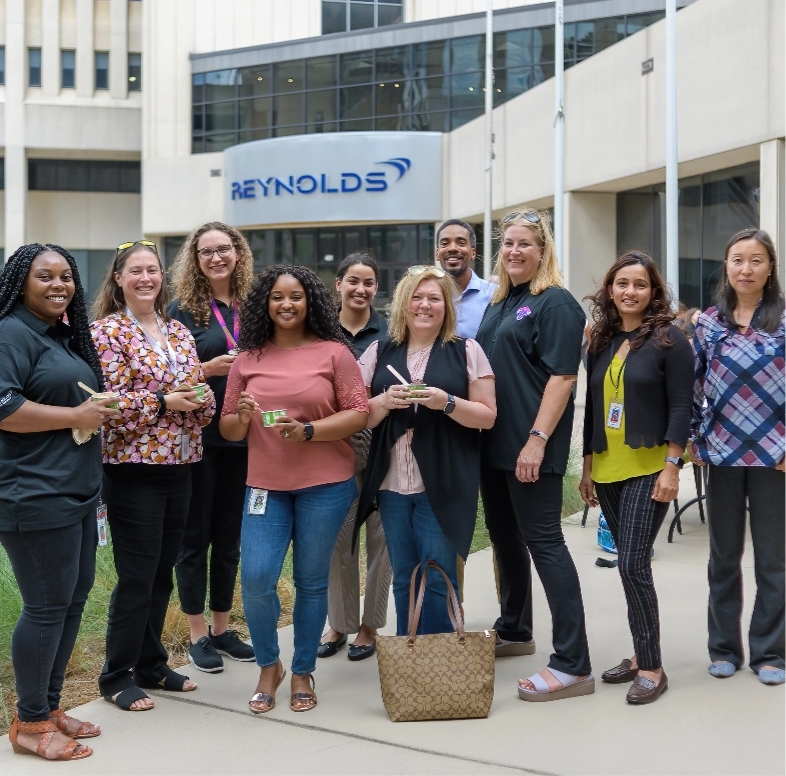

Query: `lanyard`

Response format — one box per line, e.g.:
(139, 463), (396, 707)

(608, 351), (629, 401)
(126, 309), (177, 370)
(210, 297), (239, 350)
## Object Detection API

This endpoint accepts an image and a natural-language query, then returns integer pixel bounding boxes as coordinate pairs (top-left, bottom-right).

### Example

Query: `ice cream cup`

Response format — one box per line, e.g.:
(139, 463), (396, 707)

(261, 409), (287, 427)
(408, 382), (428, 397)
(191, 383), (208, 402)
(91, 391), (121, 409)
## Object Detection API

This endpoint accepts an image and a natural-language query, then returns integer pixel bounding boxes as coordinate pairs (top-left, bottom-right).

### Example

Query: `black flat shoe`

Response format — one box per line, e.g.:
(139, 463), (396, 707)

(317, 633), (347, 658)
(347, 642), (376, 662)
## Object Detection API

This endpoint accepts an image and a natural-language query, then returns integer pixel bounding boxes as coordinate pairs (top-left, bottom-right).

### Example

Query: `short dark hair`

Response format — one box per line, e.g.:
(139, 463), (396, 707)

(436, 219), (476, 250)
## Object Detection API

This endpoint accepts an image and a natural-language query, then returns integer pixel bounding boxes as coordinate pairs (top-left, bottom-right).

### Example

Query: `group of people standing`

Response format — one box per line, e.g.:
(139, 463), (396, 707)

(0, 210), (782, 760)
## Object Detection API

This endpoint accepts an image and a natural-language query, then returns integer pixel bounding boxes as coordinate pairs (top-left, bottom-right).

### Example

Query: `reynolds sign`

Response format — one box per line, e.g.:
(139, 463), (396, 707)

(224, 132), (442, 227)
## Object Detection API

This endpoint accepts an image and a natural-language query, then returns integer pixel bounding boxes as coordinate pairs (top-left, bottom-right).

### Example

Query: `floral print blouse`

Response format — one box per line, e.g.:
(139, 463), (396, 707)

(91, 313), (215, 465)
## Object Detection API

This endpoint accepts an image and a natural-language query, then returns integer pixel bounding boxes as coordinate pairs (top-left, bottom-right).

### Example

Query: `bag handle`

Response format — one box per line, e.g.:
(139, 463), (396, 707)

(406, 560), (466, 644)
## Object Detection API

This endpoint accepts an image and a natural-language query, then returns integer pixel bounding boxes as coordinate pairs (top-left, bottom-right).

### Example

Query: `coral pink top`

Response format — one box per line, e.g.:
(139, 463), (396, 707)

(223, 339), (369, 491)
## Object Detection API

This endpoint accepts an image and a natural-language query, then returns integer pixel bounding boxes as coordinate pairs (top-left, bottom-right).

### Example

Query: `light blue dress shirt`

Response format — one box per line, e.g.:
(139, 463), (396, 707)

(455, 270), (496, 339)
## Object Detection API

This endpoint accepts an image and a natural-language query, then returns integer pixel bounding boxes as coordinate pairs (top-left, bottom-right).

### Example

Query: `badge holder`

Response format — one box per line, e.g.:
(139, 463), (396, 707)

(96, 500), (108, 547)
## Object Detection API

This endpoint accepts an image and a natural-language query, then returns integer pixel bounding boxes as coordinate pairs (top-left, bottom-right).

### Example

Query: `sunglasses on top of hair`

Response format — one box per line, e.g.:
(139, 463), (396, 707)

(502, 211), (541, 225)
(407, 265), (446, 278)
(116, 240), (158, 253)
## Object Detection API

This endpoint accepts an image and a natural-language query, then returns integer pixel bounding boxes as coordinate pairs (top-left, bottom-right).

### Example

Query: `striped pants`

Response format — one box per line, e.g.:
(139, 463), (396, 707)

(595, 472), (669, 671)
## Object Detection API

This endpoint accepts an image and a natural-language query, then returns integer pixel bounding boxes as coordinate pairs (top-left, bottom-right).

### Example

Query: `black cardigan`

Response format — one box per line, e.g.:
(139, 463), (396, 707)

(583, 326), (694, 456)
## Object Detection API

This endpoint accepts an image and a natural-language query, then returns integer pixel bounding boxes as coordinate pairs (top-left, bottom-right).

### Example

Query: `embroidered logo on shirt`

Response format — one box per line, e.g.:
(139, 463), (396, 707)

(516, 306), (532, 320)
(0, 391), (13, 407)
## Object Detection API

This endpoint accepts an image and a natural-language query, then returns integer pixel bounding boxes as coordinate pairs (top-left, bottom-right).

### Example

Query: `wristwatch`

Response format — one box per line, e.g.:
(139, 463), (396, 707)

(156, 390), (167, 417)
(665, 456), (685, 468)
(443, 394), (456, 415)
(303, 421), (315, 441)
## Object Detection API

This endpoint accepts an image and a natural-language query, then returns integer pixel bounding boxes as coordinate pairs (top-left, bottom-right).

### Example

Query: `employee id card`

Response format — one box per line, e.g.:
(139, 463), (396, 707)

(248, 488), (268, 515)
(606, 401), (624, 429)
(96, 502), (108, 546)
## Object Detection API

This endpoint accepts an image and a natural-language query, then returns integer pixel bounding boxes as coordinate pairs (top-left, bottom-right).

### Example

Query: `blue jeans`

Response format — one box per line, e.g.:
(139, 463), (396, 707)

(377, 490), (459, 636)
(240, 477), (356, 676)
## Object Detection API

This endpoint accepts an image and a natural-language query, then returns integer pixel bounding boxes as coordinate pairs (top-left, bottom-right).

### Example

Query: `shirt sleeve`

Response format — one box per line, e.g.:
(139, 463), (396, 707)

(691, 314), (710, 439)
(357, 340), (380, 389)
(663, 327), (695, 449)
(582, 349), (597, 457)
(334, 346), (370, 413)
(180, 327), (215, 428)
(221, 354), (247, 417)
(534, 300), (583, 376)
(465, 339), (494, 382)
(0, 342), (31, 422)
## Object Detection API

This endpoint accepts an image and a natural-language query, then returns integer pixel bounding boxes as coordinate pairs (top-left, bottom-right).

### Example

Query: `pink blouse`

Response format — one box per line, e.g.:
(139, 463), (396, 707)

(358, 339), (494, 494)
(91, 313), (215, 465)
(222, 339), (369, 491)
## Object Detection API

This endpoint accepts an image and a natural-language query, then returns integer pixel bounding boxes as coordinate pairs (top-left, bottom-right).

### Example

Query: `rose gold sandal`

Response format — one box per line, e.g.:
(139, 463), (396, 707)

(249, 661), (287, 714)
(9, 717), (92, 760)
(50, 708), (101, 738)
(290, 674), (317, 713)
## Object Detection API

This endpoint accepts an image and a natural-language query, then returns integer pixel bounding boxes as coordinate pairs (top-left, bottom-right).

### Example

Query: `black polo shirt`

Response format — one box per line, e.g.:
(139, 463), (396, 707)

(341, 305), (387, 358)
(168, 299), (245, 449)
(476, 282), (585, 474)
(0, 303), (102, 531)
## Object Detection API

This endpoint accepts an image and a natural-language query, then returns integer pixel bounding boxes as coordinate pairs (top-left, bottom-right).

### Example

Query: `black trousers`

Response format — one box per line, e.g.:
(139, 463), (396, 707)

(0, 509), (96, 721)
(176, 446), (248, 615)
(706, 465), (785, 672)
(480, 468), (592, 676)
(99, 463), (191, 697)
(595, 472), (668, 671)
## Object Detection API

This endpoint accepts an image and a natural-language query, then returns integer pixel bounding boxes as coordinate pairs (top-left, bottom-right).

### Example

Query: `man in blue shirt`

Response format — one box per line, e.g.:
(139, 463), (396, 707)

(436, 219), (495, 339)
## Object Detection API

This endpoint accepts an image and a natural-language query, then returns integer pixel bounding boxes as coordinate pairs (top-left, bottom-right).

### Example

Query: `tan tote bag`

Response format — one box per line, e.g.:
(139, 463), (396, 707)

(375, 560), (496, 722)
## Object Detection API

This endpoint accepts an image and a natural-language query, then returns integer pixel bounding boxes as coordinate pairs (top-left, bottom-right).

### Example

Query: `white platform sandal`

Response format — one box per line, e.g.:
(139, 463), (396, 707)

(518, 667), (595, 702)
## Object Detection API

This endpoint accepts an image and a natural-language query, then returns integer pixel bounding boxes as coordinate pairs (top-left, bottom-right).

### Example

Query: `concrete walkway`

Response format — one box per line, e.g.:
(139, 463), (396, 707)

(2, 466), (783, 775)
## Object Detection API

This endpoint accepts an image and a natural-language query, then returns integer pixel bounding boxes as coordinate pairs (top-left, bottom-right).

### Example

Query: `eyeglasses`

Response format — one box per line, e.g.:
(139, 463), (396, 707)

(502, 211), (541, 225)
(197, 244), (233, 261)
(117, 240), (158, 253)
(407, 265), (446, 278)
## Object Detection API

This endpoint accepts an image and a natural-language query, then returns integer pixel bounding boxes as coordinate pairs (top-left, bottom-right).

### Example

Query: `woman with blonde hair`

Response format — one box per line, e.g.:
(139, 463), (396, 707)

(356, 266), (496, 635)
(476, 210), (593, 702)
(168, 222), (256, 673)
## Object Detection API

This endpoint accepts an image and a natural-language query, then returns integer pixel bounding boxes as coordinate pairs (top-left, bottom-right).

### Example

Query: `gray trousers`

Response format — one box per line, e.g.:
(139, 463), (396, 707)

(326, 431), (392, 634)
(706, 465), (785, 671)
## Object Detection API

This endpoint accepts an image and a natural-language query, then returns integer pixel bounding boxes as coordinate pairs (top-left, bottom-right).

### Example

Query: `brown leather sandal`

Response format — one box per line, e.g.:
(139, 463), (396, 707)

(50, 708), (101, 738)
(249, 662), (287, 714)
(9, 717), (92, 760)
(290, 673), (317, 713)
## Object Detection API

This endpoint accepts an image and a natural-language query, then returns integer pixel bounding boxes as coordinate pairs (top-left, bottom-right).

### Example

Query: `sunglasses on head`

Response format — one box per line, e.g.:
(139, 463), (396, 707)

(407, 265), (446, 278)
(502, 211), (541, 225)
(116, 240), (158, 253)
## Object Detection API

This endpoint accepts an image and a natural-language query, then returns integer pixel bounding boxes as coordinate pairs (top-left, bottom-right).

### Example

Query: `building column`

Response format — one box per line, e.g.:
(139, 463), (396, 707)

(76, 0), (95, 96)
(760, 138), (785, 287)
(41, 0), (60, 97)
(563, 191), (617, 312)
(109, 0), (128, 99)
(5, 0), (26, 255)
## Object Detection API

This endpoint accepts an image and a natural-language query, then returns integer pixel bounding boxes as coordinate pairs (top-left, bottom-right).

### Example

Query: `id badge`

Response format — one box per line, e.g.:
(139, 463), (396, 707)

(248, 488), (268, 515)
(181, 430), (190, 461)
(606, 401), (624, 429)
(96, 502), (108, 547)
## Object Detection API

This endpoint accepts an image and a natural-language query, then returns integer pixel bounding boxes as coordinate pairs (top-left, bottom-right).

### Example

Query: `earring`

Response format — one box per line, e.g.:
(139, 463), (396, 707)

(768, 274), (772, 290)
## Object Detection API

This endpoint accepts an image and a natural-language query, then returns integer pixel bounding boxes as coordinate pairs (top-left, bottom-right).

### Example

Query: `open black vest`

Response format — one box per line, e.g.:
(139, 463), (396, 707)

(354, 337), (481, 560)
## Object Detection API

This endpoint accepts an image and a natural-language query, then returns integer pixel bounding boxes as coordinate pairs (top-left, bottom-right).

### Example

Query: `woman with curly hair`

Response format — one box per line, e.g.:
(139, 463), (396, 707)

(580, 251), (693, 704)
(0, 244), (120, 760)
(168, 222), (255, 673)
(220, 265), (368, 714)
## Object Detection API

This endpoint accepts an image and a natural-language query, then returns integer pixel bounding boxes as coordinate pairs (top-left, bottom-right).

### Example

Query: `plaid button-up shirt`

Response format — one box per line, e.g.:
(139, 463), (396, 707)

(692, 305), (785, 467)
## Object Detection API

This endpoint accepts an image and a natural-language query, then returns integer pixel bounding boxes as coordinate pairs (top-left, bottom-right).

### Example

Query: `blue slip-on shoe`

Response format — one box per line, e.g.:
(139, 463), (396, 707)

(708, 661), (736, 678)
(758, 668), (785, 686)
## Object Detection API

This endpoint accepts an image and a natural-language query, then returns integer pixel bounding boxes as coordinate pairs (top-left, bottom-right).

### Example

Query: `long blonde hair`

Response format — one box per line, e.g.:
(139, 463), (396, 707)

(491, 209), (564, 304)
(387, 268), (459, 345)
(169, 221), (254, 327)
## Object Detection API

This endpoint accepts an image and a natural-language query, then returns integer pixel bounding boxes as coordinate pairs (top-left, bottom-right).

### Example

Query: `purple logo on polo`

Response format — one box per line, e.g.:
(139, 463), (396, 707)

(516, 306), (532, 320)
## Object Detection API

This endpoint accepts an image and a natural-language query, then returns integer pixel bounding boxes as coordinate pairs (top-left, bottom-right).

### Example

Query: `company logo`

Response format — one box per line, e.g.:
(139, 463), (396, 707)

(230, 157), (412, 200)
(516, 306), (532, 320)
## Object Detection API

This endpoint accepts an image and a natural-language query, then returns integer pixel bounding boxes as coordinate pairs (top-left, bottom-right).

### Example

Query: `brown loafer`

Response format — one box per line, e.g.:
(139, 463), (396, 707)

(602, 658), (639, 684)
(626, 671), (668, 704)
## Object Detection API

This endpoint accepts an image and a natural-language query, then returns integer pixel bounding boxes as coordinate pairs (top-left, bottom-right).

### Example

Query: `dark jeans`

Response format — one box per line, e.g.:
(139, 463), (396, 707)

(0, 509), (96, 722)
(99, 464), (191, 697)
(595, 472), (669, 671)
(480, 468), (592, 676)
(176, 446), (248, 615)
(706, 465), (785, 672)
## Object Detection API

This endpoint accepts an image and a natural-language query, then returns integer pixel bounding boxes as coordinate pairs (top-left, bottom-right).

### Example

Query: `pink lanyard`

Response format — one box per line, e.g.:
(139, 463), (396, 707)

(210, 297), (239, 350)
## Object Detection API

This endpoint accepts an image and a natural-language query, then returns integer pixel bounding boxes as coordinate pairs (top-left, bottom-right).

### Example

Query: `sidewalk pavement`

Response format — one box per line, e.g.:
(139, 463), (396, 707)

(2, 466), (783, 775)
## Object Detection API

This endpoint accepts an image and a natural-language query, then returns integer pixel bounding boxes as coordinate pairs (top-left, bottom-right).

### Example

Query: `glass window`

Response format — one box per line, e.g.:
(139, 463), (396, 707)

(239, 97), (272, 130)
(61, 50), (76, 89)
(450, 72), (484, 111)
(95, 51), (109, 90)
(0, 47), (5, 85)
(89, 161), (119, 192)
(192, 73), (204, 103)
(414, 111), (449, 133)
(350, 2), (374, 30)
(341, 84), (373, 119)
(274, 230), (294, 263)
(375, 81), (406, 116)
(274, 60), (304, 93)
(238, 129), (271, 144)
(119, 162), (141, 193)
(128, 52), (142, 91)
(678, 180), (703, 308)
(576, 22), (594, 60)
(192, 104), (204, 133)
(451, 36), (483, 73)
(532, 62), (555, 86)
(59, 162), (88, 191)
(275, 124), (304, 138)
(533, 26), (554, 64)
(205, 102), (237, 133)
(499, 66), (532, 103)
(192, 136), (205, 154)
(594, 18), (625, 53)
(375, 46), (408, 81)
(340, 118), (373, 131)
(205, 133), (238, 152)
(563, 22), (576, 61)
(273, 93), (303, 127)
(495, 29), (532, 69)
(238, 64), (271, 97)
(294, 230), (317, 266)
(322, 0), (347, 34)
(378, 3), (402, 27)
(376, 114), (411, 131)
(414, 40), (448, 77)
(626, 12), (665, 36)
(341, 50), (373, 85)
(307, 121), (338, 134)
(412, 76), (449, 113)
(28, 160), (140, 193)
(205, 69), (236, 102)
(29, 47), (42, 87)
(307, 56), (337, 89)
(451, 108), (483, 130)
(306, 89), (337, 124)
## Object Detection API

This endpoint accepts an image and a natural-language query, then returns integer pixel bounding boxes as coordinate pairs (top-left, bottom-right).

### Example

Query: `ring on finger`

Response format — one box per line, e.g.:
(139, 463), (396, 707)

(283, 430), (290, 438)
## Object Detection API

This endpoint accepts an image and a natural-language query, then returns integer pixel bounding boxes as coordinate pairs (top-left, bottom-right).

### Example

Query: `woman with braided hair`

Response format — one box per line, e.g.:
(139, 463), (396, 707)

(0, 243), (120, 760)
(220, 265), (368, 714)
